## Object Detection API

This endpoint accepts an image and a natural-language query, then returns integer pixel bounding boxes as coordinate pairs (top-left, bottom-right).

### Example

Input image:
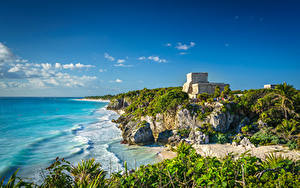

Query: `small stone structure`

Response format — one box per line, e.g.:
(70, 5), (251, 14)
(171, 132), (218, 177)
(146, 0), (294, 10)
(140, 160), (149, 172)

(264, 84), (277, 89)
(183, 72), (228, 98)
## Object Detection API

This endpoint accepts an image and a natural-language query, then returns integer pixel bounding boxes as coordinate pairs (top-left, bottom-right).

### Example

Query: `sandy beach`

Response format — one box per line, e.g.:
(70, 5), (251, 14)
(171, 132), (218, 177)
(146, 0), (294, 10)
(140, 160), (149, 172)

(73, 98), (110, 103)
(194, 144), (300, 160)
(151, 144), (300, 162)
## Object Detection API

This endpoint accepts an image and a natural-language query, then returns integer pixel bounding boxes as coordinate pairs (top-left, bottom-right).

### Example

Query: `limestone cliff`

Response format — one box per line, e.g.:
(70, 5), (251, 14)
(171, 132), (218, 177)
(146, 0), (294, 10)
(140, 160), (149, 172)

(108, 98), (240, 146)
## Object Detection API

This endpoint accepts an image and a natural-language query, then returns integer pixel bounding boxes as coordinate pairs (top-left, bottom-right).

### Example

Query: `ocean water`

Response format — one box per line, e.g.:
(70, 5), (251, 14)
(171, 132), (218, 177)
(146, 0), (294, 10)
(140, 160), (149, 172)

(0, 97), (159, 182)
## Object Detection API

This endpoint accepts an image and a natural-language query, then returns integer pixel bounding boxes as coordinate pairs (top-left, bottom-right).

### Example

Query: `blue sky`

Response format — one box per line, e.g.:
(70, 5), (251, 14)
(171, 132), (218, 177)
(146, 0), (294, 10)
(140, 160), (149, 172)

(0, 0), (299, 96)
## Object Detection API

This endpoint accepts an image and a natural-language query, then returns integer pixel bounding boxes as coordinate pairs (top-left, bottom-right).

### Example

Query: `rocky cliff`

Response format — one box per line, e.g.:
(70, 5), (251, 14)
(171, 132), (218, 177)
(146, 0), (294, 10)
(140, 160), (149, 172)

(108, 98), (241, 146)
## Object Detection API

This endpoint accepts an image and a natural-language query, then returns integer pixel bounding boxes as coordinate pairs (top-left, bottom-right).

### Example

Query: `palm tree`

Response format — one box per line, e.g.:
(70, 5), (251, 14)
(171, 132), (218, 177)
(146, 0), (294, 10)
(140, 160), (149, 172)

(271, 82), (297, 119)
(71, 158), (107, 185)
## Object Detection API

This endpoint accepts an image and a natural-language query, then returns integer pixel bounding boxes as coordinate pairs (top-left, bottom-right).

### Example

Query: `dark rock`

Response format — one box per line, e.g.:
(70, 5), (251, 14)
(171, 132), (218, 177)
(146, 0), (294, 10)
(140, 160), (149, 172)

(122, 121), (155, 145)
(157, 130), (173, 144)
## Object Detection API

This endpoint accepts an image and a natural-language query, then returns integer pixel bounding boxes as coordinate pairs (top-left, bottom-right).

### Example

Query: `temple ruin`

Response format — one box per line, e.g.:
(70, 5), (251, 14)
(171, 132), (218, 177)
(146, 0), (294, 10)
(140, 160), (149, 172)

(182, 72), (228, 98)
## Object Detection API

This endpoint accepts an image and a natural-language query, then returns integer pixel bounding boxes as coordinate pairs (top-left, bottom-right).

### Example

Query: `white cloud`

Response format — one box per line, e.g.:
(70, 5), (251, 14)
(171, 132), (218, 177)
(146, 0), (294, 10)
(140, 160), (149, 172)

(63, 63), (75, 69)
(99, 68), (107, 72)
(104, 53), (115, 61)
(117, 59), (125, 63)
(115, 78), (122, 83)
(114, 63), (133, 67)
(166, 43), (172, 47)
(41, 63), (52, 70)
(175, 42), (196, 50)
(179, 52), (187, 55)
(58, 63), (94, 69)
(8, 66), (20, 72)
(55, 63), (62, 69)
(138, 56), (167, 63)
(0, 42), (13, 62)
(0, 42), (98, 90)
(148, 56), (167, 63)
(75, 63), (94, 68)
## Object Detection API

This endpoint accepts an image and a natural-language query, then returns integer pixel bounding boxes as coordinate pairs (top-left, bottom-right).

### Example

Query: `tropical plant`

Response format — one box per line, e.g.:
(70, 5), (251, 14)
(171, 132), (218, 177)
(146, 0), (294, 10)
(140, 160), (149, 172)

(272, 82), (298, 119)
(214, 86), (221, 98)
(71, 158), (106, 186)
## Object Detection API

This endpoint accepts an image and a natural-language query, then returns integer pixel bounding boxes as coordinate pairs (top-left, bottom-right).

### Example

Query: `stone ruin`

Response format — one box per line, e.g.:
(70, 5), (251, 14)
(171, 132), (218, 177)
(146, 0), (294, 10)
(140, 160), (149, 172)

(182, 72), (228, 98)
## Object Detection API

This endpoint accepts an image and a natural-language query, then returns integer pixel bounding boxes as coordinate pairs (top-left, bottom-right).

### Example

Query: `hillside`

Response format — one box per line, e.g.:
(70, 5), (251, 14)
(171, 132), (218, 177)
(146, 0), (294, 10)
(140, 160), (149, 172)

(90, 83), (300, 150)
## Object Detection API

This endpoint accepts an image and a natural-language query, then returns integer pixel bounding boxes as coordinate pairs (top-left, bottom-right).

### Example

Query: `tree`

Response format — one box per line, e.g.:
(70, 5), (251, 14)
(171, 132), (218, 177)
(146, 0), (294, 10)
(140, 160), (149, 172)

(214, 86), (221, 98)
(71, 158), (106, 186)
(221, 85), (231, 98)
(272, 83), (298, 119)
(197, 93), (209, 101)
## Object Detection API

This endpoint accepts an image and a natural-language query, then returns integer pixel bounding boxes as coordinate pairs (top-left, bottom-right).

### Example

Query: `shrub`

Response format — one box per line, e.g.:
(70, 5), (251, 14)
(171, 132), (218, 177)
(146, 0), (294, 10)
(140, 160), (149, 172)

(250, 128), (282, 146)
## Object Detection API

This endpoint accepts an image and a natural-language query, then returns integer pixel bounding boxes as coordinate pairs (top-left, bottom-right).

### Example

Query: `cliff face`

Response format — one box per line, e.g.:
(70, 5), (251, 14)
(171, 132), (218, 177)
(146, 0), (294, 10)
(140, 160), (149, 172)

(108, 98), (240, 146)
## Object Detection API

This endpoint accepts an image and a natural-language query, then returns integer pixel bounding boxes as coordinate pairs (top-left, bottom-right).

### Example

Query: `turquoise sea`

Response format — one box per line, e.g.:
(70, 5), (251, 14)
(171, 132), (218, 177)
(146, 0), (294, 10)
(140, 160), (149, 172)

(0, 97), (159, 182)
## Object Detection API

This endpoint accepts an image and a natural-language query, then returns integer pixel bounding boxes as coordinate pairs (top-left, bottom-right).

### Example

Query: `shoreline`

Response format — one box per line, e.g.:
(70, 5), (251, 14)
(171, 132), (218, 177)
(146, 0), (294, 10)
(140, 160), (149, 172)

(73, 98), (110, 103)
(153, 143), (300, 161)
(194, 143), (300, 160)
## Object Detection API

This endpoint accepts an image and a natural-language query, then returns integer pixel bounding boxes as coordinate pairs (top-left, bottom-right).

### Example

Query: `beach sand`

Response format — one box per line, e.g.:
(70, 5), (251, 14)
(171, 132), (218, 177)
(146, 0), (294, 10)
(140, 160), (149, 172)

(194, 144), (300, 160)
(73, 98), (110, 103)
(149, 144), (300, 162)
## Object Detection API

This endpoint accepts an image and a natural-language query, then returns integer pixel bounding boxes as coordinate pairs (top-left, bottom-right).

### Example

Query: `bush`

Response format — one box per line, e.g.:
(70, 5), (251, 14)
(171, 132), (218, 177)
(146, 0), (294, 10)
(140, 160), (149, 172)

(250, 128), (283, 146)
(1, 144), (299, 187)
(210, 132), (230, 144)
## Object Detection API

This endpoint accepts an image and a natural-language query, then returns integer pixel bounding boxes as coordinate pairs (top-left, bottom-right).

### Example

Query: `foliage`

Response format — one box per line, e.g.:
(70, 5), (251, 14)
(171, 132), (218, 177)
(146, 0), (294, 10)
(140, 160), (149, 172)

(220, 85), (231, 99)
(111, 87), (188, 118)
(214, 85), (221, 98)
(210, 132), (230, 144)
(196, 92), (210, 101)
(40, 157), (106, 188)
(84, 94), (114, 100)
(1, 143), (299, 187)
(176, 128), (191, 138)
(250, 128), (283, 146)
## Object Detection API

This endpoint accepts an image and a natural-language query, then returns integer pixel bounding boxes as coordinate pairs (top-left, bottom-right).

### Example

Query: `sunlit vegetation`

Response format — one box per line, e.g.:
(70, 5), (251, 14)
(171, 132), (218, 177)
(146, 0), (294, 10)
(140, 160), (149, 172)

(88, 83), (300, 149)
(1, 143), (299, 187)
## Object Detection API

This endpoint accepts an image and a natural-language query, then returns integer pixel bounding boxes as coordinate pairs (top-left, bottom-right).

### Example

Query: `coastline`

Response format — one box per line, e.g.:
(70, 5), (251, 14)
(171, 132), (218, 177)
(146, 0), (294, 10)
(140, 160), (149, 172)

(152, 143), (300, 161)
(195, 143), (300, 160)
(73, 98), (110, 103)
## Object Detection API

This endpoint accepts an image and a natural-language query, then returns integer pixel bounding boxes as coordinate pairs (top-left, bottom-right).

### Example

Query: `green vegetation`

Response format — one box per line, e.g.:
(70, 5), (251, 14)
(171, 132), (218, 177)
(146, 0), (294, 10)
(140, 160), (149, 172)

(87, 83), (300, 149)
(232, 83), (300, 149)
(117, 87), (189, 117)
(2, 143), (299, 187)
(85, 94), (114, 100)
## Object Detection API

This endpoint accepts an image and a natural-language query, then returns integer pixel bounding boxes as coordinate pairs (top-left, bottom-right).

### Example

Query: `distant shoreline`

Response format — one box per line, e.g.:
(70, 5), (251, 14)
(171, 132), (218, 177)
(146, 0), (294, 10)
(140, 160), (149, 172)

(73, 98), (110, 103)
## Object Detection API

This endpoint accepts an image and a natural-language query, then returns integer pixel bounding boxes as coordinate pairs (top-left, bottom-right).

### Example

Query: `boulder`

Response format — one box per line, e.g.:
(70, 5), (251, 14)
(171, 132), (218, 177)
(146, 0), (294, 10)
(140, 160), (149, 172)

(189, 130), (209, 144)
(239, 137), (255, 148)
(122, 121), (155, 145)
(168, 130), (181, 146)
(157, 130), (173, 144)
(206, 105), (235, 133)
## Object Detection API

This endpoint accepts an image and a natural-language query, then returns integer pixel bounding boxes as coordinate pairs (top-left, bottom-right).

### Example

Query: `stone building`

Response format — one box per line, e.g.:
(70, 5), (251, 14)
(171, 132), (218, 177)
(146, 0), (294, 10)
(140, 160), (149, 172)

(264, 84), (277, 89)
(182, 72), (228, 98)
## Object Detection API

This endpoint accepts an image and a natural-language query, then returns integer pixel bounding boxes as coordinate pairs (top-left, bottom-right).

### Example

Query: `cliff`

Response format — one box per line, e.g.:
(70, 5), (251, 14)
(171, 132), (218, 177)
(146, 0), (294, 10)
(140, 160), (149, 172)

(91, 84), (299, 150)
(107, 95), (241, 146)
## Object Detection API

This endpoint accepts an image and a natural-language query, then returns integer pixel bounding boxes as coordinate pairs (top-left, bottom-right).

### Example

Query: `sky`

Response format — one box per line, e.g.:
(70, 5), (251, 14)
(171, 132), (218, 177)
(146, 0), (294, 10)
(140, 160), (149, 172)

(0, 0), (299, 97)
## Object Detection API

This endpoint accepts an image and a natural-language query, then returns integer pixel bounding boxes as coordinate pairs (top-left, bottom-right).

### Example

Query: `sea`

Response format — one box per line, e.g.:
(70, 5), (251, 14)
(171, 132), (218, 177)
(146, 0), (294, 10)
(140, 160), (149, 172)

(0, 97), (160, 183)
